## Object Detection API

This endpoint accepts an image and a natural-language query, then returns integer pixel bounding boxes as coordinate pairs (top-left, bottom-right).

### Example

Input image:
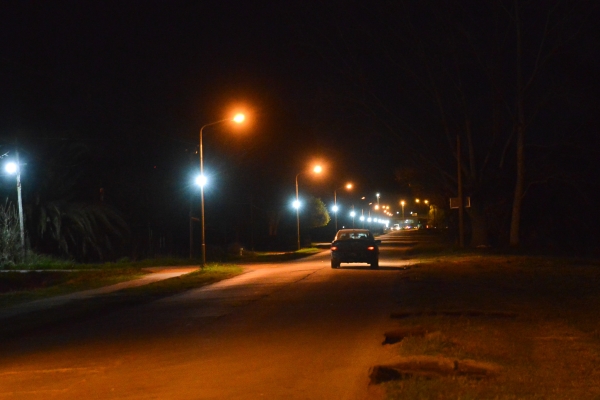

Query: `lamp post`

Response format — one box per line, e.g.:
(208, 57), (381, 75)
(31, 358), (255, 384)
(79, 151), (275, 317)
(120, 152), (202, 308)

(295, 165), (322, 250)
(333, 182), (352, 231)
(400, 200), (405, 219)
(4, 151), (25, 259)
(199, 113), (245, 267)
(350, 206), (356, 228)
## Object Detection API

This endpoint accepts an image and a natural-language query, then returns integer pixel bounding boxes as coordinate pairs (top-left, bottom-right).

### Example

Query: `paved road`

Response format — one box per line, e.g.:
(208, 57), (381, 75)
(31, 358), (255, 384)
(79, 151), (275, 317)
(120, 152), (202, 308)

(0, 231), (424, 399)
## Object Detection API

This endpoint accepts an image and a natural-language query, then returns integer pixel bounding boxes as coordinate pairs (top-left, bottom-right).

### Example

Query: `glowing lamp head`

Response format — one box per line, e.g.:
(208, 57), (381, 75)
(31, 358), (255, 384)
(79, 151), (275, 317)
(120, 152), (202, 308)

(346, 183), (353, 190)
(313, 165), (322, 174)
(293, 200), (301, 209)
(350, 211), (356, 217)
(233, 113), (245, 123)
(195, 175), (207, 187)
(5, 162), (17, 174)
(332, 205), (339, 213)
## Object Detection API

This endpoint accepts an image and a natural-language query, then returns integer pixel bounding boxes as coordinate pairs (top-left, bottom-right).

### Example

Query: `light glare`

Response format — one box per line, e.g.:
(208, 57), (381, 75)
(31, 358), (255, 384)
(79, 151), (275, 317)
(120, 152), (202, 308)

(195, 175), (207, 187)
(233, 113), (245, 123)
(5, 162), (17, 174)
(293, 200), (301, 209)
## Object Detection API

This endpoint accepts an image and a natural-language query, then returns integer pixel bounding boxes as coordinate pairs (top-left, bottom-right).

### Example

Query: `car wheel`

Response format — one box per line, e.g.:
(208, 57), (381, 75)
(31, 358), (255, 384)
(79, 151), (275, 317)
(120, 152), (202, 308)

(331, 260), (340, 269)
(370, 260), (379, 269)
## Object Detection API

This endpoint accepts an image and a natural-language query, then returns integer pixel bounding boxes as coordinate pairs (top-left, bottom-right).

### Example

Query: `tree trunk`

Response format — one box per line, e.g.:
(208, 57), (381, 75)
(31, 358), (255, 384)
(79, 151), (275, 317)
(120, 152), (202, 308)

(510, 120), (525, 247)
(510, 0), (525, 247)
(468, 204), (488, 247)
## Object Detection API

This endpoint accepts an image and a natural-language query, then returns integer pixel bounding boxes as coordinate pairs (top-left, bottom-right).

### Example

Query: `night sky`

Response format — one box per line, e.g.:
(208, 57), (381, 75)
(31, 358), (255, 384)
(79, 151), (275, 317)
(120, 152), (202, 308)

(1, 1), (599, 258)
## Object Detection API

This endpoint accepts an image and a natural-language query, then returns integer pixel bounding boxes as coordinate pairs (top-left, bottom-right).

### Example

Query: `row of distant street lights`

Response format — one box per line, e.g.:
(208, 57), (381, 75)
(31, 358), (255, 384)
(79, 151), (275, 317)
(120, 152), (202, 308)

(193, 114), (385, 258)
(3, 111), (399, 267)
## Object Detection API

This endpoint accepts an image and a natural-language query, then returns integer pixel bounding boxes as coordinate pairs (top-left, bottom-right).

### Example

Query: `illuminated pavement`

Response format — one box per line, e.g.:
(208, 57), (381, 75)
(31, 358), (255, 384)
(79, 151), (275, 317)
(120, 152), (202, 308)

(0, 233), (419, 399)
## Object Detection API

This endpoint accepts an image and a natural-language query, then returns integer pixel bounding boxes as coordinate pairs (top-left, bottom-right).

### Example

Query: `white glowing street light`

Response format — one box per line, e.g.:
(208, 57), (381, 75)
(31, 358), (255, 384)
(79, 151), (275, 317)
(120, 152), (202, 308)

(198, 113), (245, 266)
(195, 175), (207, 187)
(5, 162), (17, 174)
(295, 165), (322, 250)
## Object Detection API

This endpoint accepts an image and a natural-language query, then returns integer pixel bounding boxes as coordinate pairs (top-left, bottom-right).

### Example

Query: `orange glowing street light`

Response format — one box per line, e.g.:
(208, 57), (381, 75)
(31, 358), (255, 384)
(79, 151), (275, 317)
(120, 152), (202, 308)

(197, 113), (245, 266)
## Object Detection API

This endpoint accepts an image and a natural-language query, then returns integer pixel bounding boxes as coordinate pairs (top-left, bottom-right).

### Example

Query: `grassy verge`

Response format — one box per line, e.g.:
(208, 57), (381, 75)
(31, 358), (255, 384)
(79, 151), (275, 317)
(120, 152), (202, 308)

(0, 268), (146, 308)
(0, 263), (243, 339)
(381, 254), (600, 399)
(226, 247), (323, 263)
(5, 256), (203, 270)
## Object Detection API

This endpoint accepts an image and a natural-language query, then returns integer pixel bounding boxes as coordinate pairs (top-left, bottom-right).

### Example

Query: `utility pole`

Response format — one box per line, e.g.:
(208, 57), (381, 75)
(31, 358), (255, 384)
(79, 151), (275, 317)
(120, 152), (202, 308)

(15, 146), (25, 259)
(457, 135), (464, 248)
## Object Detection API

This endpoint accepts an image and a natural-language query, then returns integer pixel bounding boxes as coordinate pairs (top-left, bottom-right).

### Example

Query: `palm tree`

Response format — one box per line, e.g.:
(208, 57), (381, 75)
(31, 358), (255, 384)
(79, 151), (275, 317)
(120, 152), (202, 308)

(25, 141), (129, 262)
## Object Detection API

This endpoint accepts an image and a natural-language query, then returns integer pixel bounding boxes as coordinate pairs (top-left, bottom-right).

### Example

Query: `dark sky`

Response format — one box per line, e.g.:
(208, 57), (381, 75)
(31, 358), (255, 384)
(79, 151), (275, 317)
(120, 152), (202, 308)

(0, 1), (400, 192)
(1, 1), (599, 254)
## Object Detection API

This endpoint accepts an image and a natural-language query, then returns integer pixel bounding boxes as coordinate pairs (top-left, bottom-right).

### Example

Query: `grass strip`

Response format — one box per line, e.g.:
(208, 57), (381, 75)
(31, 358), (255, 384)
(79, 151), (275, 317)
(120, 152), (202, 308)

(0, 268), (146, 308)
(0, 263), (242, 339)
(382, 254), (600, 399)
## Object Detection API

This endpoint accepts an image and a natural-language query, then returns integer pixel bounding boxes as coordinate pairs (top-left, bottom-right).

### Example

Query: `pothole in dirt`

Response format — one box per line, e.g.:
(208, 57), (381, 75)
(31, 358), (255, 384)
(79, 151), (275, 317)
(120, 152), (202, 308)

(382, 326), (429, 345)
(369, 356), (501, 384)
(390, 310), (518, 320)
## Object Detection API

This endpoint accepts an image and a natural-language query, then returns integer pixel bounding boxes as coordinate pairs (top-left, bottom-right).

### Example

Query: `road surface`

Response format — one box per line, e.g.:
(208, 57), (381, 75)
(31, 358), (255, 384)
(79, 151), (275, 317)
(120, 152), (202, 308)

(0, 231), (426, 399)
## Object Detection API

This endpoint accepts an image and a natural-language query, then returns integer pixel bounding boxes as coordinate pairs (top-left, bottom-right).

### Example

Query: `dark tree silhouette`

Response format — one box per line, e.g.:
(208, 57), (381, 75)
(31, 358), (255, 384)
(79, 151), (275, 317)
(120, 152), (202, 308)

(296, 0), (595, 248)
(23, 141), (130, 261)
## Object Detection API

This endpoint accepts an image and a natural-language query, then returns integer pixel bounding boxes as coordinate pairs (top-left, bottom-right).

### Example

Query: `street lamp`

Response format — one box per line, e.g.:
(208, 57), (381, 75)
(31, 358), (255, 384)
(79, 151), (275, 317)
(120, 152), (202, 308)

(350, 207), (356, 228)
(198, 113), (245, 267)
(400, 200), (405, 219)
(295, 165), (322, 250)
(333, 182), (352, 231)
(4, 153), (25, 259)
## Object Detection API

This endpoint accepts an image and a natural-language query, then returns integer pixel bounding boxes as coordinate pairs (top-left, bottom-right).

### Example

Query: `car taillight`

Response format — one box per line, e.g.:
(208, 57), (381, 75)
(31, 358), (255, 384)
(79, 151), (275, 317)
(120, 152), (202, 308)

(331, 246), (338, 251)
(367, 246), (375, 251)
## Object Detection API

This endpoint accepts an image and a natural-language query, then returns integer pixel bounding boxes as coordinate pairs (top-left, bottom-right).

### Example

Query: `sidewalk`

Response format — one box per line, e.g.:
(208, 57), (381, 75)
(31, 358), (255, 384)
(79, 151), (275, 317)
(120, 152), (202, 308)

(0, 266), (199, 321)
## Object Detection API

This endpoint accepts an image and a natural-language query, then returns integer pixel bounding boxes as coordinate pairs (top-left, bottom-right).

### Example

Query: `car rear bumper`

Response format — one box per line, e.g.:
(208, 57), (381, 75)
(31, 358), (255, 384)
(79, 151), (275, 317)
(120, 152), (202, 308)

(331, 252), (378, 263)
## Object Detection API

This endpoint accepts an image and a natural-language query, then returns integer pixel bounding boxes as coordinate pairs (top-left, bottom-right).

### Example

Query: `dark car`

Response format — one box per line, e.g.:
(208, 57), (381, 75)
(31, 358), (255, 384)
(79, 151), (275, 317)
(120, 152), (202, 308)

(330, 229), (380, 269)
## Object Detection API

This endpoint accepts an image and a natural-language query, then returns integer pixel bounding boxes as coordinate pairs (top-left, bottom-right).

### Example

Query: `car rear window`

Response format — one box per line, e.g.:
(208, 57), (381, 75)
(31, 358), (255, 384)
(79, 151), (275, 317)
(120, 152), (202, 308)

(337, 231), (371, 240)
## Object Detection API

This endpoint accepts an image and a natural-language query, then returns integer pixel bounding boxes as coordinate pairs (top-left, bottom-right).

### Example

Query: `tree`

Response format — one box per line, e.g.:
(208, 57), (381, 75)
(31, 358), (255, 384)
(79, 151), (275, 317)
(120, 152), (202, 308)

(23, 141), (130, 261)
(298, 0), (593, 247)
(304, 196), (331, 229)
